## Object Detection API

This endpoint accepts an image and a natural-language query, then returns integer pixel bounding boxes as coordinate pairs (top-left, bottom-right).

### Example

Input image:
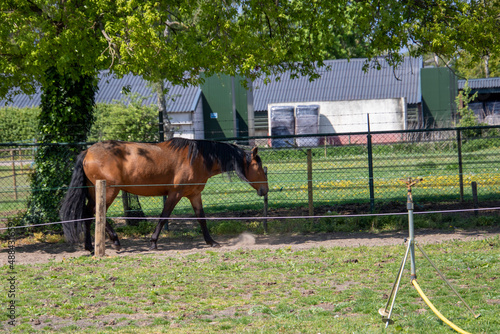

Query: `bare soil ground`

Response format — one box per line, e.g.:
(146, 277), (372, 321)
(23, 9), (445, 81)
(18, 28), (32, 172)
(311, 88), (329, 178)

(10, 227), (500, 265)
(4, 201), (500, 265)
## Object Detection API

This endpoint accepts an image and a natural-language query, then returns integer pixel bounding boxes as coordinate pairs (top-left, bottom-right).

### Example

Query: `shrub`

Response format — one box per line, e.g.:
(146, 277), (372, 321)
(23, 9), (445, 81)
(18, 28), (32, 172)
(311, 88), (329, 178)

(89, 93), (159, 142)
(0, 107), (40, 142)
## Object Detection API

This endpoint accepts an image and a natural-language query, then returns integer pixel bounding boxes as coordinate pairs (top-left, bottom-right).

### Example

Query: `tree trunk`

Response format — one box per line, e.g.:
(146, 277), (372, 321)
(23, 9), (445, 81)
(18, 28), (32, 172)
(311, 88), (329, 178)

(154, 80), (175, 140)
(484, 55), (490, 78)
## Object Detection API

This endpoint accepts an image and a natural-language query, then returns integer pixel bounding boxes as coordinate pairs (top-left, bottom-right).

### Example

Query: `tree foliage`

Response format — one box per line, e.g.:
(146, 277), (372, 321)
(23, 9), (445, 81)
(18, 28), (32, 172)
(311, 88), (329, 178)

(3, 0), (498, 98)
(455, 80), (482, 138)
(356, 0), (500, 72)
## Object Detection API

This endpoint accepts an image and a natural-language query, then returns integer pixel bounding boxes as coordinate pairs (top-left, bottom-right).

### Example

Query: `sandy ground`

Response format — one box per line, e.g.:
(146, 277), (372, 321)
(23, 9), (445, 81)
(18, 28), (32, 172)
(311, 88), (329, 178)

(7, 227), (500, 265)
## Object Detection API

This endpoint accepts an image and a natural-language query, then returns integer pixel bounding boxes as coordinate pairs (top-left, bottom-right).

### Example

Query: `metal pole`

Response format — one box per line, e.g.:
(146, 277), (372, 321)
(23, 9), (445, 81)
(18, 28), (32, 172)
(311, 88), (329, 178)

(263, 167), (268, 234)
(307, 149), (314, 216)
(382, 177), (421, 327)
(382, 241), (411, 328)
(367, 114), (375, 212)
(407, 188), (416, 279)
(457, 129), (464, 202)
(11, 150), (18, 201)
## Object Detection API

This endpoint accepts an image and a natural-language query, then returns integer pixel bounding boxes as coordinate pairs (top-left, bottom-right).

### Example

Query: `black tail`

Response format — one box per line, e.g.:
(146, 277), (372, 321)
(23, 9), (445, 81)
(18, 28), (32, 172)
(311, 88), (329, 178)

(60, 151), (89, 243)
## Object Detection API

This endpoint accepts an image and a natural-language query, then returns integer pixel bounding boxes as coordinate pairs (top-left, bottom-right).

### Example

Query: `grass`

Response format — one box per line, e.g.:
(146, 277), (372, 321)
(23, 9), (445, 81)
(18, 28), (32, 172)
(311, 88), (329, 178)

(1, 236), (499, 333)
(2, 138), (500, 220)
(0, 164), (31, 215)
(110, 210), (499, 240)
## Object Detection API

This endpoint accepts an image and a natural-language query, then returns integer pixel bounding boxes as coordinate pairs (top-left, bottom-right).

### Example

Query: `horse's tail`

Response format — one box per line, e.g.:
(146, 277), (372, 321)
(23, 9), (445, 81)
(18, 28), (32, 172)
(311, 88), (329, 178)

(60, 150), (89, 243)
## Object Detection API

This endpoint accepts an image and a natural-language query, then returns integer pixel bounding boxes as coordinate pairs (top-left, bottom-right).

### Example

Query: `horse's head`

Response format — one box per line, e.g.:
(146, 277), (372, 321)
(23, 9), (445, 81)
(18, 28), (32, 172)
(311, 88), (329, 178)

(246, 146), (269, 197)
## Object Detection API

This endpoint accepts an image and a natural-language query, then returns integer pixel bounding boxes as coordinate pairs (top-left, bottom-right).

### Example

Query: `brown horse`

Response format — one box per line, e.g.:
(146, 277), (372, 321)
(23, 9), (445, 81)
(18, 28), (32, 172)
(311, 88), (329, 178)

(60, 138), (269, 252)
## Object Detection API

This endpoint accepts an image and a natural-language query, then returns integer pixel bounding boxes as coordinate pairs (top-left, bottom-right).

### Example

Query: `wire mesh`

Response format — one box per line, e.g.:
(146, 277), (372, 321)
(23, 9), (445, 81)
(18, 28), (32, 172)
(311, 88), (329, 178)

(1, 126), (500, 223)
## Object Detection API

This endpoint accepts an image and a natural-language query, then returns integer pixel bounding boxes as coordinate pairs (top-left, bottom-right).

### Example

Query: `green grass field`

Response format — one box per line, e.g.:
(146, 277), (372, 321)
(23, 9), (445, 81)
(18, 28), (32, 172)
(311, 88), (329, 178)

(103, 143), (500, 218)
(1, 237), (499, 333)
(2, 138), (500, 220)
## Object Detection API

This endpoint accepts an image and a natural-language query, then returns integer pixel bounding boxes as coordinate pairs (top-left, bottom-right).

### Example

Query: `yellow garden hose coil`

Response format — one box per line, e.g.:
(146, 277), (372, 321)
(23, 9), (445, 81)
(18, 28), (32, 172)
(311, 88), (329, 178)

(411, 279), (472, 334)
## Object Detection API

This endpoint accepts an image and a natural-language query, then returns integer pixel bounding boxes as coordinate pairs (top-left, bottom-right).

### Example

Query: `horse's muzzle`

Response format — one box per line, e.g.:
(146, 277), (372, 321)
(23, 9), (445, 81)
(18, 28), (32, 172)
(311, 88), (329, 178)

(257, 186), (268, 197)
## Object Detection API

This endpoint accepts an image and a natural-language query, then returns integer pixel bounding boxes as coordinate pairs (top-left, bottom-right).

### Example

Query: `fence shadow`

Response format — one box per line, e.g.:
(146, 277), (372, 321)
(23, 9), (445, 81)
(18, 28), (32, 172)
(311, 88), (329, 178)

(6, 227), (500, 265)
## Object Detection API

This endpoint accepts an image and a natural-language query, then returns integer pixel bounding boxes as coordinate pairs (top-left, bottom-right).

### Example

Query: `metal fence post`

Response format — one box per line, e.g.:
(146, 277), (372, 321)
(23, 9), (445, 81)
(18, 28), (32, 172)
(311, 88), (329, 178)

(263, 167), (268, 233)
(457, 129), (464, 202)
(367, 115), (375, 212)
(10, 150), (18, 201)
(307, 149), (314, 216)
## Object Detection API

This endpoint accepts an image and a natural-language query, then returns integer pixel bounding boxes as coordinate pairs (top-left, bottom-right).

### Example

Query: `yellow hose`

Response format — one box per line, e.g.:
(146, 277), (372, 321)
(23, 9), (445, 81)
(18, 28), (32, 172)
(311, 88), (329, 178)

(411, 279), (472, 334)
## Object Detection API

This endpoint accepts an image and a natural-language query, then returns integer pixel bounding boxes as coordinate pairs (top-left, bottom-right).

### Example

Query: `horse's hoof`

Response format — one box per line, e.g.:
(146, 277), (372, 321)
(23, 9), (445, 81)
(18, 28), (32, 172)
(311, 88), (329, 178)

(211, 242), (221, 248)
(149, 242), (158, 250)
(112, 244), (121, 251)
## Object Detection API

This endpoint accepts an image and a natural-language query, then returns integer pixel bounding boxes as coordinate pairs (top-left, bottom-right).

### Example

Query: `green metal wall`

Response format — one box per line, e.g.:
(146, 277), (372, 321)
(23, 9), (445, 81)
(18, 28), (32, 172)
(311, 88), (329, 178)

(201, 75), (248, 140)
(421, 67), (458, 127)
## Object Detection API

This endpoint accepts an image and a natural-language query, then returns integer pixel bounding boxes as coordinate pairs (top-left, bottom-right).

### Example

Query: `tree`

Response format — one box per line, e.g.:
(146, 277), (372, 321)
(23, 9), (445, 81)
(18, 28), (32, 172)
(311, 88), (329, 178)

(374, 0), (500, 73)
(455, 81), (482, 138)
(3, 1), (499, 104)
(454, 52), (500, 79)
(26, 67), (97, 226)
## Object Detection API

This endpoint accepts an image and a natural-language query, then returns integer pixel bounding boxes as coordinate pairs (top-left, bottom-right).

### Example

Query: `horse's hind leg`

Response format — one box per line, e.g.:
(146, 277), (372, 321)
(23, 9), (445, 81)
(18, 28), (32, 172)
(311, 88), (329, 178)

(105, 221), (121, 250)
(189, 193), (219, 247)
(150, 193), (182, 250)
(83, 200), (95, 253)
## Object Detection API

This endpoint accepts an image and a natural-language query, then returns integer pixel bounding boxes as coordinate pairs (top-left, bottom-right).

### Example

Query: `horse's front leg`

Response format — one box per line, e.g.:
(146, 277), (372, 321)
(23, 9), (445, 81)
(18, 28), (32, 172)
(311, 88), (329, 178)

(189, 193), (219, 247)
(150, 193), (182, 250)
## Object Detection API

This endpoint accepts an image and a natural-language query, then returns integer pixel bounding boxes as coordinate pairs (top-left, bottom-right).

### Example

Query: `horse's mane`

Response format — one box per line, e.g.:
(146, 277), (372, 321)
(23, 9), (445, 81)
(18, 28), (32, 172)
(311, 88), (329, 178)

(168, 138), (253, 180)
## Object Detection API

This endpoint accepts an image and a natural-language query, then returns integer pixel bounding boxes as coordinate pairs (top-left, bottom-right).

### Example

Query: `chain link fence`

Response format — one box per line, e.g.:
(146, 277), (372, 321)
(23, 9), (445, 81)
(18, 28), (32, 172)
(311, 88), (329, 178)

(1, 126), (500, 224)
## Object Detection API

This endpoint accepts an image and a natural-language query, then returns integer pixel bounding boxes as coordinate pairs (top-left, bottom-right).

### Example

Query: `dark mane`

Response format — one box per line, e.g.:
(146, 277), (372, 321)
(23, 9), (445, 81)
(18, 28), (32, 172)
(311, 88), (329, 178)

(168, 138), (250, 180)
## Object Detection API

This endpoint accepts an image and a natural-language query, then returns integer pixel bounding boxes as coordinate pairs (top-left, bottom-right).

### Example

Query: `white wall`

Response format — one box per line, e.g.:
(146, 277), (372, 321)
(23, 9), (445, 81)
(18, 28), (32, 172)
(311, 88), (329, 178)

(268, 98), (407, 134)
(170, 95), (204, 139)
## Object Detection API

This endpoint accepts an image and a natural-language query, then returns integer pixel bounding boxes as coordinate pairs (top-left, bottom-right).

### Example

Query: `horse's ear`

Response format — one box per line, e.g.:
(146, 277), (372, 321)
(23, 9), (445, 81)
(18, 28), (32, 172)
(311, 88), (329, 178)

(251, 146), (258, 158)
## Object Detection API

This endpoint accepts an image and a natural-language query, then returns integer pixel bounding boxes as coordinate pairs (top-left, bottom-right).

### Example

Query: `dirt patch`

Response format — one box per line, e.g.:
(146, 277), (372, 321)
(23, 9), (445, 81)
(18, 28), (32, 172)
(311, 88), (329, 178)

(7, 227), (500, 265)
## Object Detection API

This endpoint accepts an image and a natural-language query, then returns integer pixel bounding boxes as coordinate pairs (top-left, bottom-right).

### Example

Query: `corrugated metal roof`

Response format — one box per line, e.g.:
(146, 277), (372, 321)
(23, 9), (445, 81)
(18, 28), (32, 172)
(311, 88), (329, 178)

(1, 72), (201, 112)
(1, 87), (41, 108)
(97, 72), (201, 112)
(3, 57), (423, 113)
(252, 57), (422, 111)
(458, 77), (500, 90)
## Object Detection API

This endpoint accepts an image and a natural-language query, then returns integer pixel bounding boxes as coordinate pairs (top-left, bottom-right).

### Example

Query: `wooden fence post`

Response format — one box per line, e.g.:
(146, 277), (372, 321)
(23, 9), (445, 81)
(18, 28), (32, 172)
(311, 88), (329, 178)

(95, 180), (106, 257)
(307, 149), (314, 216)
(11, 150), (18, 201)
(471, 181), (479, 216)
